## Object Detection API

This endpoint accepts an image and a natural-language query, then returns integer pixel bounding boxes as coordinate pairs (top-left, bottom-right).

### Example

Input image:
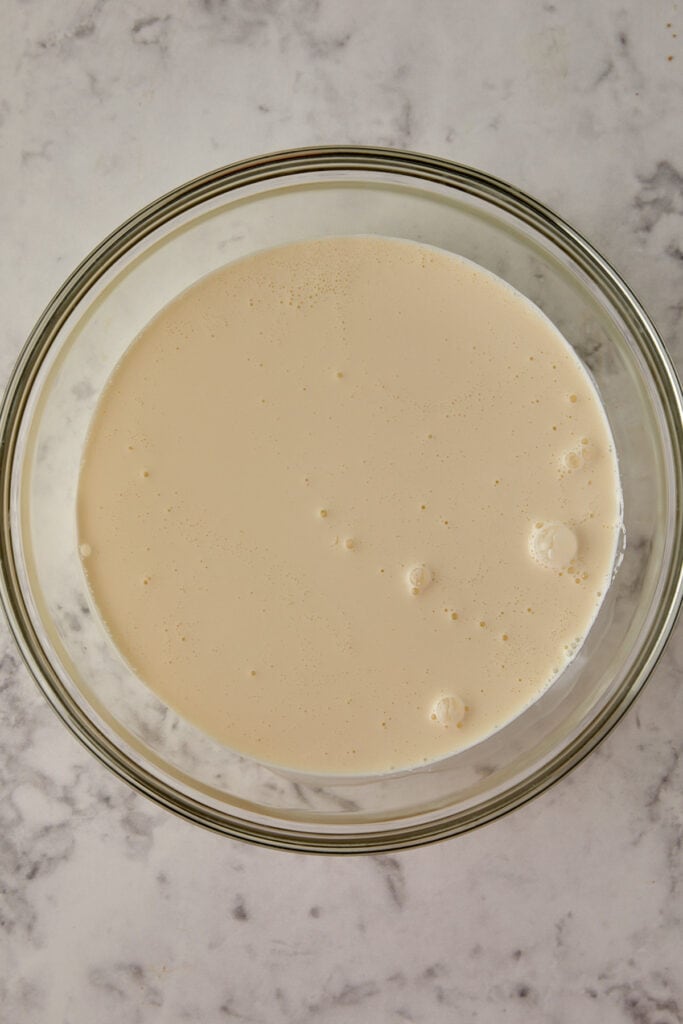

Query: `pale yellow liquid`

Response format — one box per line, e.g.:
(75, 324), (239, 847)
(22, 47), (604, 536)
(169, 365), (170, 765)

(78, 237), (622, 775)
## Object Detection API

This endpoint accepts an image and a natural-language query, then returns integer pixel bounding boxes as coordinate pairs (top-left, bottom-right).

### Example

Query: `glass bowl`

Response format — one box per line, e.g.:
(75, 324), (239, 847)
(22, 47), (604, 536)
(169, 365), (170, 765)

(1, 146), (682, 853)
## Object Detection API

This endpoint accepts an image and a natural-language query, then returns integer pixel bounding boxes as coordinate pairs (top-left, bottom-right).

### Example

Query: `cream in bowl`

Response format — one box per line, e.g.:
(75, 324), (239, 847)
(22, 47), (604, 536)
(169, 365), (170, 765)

(77, 235), (622, 775)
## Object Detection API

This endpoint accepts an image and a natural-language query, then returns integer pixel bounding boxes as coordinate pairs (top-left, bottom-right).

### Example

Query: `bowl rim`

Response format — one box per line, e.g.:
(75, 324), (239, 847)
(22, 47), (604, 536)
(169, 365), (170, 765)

(2, 144), (683, 853)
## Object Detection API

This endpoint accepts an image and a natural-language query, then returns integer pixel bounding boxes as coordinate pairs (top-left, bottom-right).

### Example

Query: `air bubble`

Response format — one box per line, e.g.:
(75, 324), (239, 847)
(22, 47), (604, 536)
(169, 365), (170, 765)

(407, 564), (433, 595)
(430, 695), (467, 727)
(562, 439), (593, 472)
(562, 449), (583, 471)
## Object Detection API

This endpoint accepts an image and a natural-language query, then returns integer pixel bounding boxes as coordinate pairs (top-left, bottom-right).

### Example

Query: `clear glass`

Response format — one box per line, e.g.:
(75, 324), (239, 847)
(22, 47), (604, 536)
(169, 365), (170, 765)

(1, 147), (682, 852)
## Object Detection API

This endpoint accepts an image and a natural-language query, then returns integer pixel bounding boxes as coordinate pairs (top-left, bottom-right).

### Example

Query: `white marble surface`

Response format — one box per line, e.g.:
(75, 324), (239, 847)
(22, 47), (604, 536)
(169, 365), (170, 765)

(1, 1), (682, 1020)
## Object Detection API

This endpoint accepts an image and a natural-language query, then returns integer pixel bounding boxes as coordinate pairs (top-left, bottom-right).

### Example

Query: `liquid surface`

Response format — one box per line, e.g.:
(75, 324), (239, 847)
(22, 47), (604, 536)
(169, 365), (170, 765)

(78, 237), (622, 774)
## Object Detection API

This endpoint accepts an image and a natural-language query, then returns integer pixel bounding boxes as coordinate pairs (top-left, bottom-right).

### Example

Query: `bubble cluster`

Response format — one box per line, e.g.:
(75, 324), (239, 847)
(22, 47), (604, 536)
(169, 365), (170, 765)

(561, 438), (593, 472)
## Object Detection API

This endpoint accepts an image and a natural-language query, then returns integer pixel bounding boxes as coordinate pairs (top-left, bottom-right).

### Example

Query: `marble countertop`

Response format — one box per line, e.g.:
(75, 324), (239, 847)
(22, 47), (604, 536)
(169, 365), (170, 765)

(2, 1), (682, 1021)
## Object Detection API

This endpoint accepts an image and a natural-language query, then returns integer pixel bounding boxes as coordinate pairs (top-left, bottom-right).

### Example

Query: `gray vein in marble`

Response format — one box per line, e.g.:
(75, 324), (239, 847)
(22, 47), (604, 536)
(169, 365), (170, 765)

(645, 741), (681, 815)
(1, 652), (71, 945)
(193, 0), (277, 47)
(604, 980), (681, 1024)
(372, 854), (407, 909)
(231, 895), (248, 921)
(634, 161), (683, 234)
(131, 16), (171, 53)
(88, 963), (164, 1013)
(28, 0), (112, 58)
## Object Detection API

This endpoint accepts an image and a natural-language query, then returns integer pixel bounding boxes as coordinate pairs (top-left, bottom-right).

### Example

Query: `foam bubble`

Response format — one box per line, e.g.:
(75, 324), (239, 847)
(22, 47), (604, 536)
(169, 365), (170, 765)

(430, 695), (466, 727)
(407, 564), (433, 595)
(529, 522), (578, 570)
(562, 449), (583, 471)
